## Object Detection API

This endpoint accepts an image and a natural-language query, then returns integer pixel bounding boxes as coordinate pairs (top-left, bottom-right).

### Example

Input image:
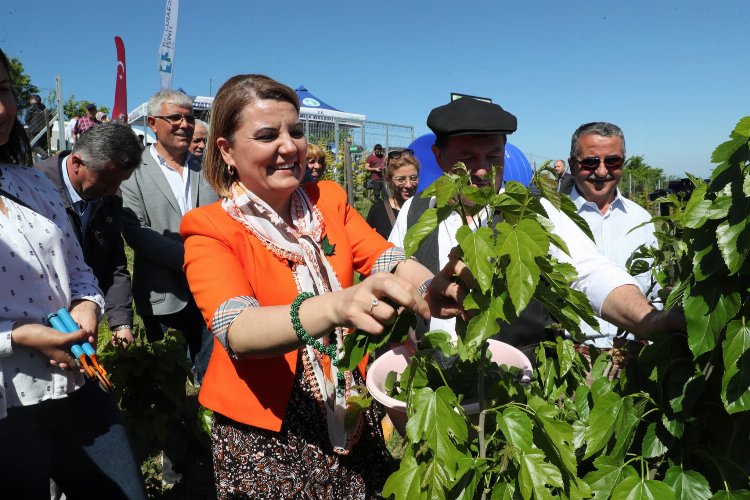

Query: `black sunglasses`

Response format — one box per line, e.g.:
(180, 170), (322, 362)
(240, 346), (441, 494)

(153, 113), (196, 126)
(387, 148), (415, 160)
(576, 155), (625, 170)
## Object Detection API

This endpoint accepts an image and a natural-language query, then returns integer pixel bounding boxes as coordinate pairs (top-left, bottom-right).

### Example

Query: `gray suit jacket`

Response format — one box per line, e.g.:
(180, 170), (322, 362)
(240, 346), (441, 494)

(120, 149), (219, 317)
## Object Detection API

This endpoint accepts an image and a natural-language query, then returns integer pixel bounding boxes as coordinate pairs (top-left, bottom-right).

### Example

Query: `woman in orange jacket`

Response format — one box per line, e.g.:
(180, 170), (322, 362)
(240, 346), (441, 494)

(181, 74), (463, 498)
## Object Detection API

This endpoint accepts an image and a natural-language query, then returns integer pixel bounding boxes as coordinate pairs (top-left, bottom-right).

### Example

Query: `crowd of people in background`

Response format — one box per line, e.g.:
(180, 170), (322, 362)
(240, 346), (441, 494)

(0, 39), (687, 496)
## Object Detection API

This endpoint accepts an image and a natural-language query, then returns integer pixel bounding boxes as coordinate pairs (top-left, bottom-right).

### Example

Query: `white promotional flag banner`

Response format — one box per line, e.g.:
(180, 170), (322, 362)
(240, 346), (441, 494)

(158, 0), (179, 90)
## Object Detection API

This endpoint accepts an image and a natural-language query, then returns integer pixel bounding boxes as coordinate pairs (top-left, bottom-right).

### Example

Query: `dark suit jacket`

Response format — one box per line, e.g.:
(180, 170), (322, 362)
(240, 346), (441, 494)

(120, 149), (219, 317)
(35, 152), (134, 328)
(558, 173), (575, 195)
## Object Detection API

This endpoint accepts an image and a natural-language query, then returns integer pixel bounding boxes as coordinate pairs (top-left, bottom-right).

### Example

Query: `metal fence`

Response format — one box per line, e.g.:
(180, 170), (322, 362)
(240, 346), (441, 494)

(302, 116), (414, 156)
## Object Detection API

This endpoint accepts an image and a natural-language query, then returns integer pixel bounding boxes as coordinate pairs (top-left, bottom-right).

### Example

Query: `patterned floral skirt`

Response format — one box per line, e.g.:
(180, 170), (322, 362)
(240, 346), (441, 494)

(211, 357), (397, 499)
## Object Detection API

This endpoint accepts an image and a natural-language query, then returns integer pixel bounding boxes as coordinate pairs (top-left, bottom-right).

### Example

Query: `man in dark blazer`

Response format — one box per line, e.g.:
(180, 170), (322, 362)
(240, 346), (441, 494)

(554, 159), (575, 195)
(120, 90), (219, 382)
(35, 122), (143, 348)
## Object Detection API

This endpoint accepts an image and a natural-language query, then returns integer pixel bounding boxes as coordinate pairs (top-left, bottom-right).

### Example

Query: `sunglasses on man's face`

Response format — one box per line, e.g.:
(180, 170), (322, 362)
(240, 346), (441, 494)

(388, 148), (415, 160)
(576, 155), (625, 170)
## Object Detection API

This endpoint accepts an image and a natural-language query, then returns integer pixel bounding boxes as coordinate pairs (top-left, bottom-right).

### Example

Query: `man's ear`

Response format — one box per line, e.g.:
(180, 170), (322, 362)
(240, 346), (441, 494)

(69, 153), (84, 175)
(431, 144), (446, 172)
(147, 116), (158, 135)
(568, 158), (577, 175)
(216, 137), (235, 167)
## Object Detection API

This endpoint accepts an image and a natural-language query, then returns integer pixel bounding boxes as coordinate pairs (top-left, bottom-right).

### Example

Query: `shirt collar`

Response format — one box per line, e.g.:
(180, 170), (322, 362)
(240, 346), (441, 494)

(149, 144), (192, 170)
(570, 185), (627, 213)
(61, 154), (84, 206)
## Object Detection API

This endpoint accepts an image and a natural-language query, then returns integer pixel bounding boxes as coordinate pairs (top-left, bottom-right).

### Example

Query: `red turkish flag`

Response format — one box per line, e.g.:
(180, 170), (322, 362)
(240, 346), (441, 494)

(112, 36), (128, 122)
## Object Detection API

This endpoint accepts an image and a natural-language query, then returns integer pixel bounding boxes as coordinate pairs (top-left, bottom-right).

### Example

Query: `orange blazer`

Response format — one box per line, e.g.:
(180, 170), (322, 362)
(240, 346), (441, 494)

(181, 181), (392, 431)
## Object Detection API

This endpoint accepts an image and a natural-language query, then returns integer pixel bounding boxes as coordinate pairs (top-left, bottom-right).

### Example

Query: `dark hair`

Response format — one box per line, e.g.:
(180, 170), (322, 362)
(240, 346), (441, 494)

(374, 144), (383, 151)
(204, 74), (300, 196)
(72, 122), (144, 172)
(0, 48), (33, 166)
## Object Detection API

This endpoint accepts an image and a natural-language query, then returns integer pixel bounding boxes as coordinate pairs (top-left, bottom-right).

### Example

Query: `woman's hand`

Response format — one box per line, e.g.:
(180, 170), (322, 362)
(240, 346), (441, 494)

(11, 322), (89, 371)
(331, 273), (430, 335)
(69, 299), (101, 346)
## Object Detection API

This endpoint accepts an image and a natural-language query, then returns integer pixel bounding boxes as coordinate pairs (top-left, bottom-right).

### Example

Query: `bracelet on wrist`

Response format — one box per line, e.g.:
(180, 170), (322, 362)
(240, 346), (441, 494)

(417, 278), (433, 297)
(290, 293), (342, 378)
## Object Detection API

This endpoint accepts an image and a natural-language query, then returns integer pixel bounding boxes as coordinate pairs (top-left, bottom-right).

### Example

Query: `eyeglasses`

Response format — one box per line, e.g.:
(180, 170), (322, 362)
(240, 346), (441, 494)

(388, 148), (415, 160)
(153, 113), (196, 126)
(393, 174), (419, 185)
(576, 155), (625, 170)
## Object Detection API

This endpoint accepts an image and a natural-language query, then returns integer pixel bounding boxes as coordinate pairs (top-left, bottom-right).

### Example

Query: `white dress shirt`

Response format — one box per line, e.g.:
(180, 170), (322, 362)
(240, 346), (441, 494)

(61, 155), (102, 240)
(150, 145), (192, 215)
(571, 186), (659, 346)
(0, 164), (104, 418)
(388, 193), (640, 339)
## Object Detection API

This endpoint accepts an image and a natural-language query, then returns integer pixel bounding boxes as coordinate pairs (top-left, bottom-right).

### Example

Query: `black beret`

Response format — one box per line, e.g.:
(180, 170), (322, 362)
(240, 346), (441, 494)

(427, 97), (517, 137)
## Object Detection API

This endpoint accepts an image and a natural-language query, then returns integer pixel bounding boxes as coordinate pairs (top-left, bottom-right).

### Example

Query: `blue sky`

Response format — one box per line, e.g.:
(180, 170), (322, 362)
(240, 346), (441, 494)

(2, 0), (747, 178)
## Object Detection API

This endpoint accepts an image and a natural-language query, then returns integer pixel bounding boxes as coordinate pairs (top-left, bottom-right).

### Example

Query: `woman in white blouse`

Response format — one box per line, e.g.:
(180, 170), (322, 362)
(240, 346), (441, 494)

(0, 48), (145, 498)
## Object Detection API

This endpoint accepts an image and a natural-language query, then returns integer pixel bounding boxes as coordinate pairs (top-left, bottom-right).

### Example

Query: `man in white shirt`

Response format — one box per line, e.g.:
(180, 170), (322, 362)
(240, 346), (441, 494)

(388, 97), (683, 345)
(568, 122), (659, 347)
(120, 90), (218, 382)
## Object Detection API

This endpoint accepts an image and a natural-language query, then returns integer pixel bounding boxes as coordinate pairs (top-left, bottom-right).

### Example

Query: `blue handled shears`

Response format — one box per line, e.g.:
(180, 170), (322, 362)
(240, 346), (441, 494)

(47, 308), (113, 392)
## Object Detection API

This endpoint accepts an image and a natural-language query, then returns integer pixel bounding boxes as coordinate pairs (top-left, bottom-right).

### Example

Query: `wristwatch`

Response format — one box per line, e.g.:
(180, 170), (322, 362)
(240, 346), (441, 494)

(111, 324), (132, 332)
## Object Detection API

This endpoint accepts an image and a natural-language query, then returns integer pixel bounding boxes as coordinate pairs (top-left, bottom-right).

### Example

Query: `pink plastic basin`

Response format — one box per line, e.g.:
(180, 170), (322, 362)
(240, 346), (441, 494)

(366, 339), (533, 435)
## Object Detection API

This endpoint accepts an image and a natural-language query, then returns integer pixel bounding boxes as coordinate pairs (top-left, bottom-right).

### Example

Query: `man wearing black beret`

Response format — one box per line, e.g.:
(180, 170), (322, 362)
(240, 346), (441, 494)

(388, 97), (684, 348)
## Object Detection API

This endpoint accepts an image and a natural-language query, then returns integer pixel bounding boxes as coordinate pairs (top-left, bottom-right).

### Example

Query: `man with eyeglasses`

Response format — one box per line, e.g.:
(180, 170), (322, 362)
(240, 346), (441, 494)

(388, 97), (683, 351)
(189, 119), (209, 160)
(568, 122), (659, 348)
(120, 89), (218, 383)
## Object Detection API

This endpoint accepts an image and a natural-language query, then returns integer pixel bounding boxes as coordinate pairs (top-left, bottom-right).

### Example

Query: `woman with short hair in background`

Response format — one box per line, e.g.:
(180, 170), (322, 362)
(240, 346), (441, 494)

(366, 149), (419, 238)
(306, 143), (326, 182)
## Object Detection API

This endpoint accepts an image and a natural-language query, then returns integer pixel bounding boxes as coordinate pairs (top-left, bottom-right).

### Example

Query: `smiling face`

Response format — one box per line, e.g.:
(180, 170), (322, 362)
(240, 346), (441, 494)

(307, 157), (324, 180)
(390, 164), (419, 202)
(0, 61), (17, 146)
(570, 133), (624, 212)
(217, 99), (307, 213)
(433, 134), (506, 191)
(148, 101), (194, 155)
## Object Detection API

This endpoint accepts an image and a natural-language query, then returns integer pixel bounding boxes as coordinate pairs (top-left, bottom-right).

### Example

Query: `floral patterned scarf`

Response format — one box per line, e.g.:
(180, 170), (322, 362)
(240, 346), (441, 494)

(222, 181), (362, 454)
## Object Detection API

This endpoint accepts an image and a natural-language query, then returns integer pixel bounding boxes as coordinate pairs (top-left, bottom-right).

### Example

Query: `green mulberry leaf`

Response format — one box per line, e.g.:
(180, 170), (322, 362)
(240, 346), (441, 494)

(721, 319), (750, 413)
(405, 386), (467, 470)
(456, 225), (495, 293)
(518, 450), (563, 500)
(663, 467), (711, 500)
(582, 455), (638, 499)
(683, 280), (741, 357)
(611, 476), (675, 500)
(382, 453), (427, 500)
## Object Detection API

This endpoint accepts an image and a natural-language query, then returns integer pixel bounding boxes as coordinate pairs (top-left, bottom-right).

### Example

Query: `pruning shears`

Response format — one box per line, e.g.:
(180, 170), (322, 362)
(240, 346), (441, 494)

(47, 307), (113, 392)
